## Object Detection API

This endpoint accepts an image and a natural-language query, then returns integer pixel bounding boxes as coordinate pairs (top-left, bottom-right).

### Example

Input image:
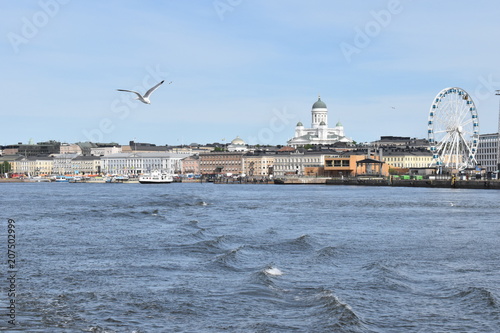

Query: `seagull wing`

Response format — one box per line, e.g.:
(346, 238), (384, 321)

(144, 80), (165, 98)
(117, 89), (144, 99)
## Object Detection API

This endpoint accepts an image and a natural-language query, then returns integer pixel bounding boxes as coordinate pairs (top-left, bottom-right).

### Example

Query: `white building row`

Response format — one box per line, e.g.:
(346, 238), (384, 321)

(101, 153), (186, 175)
(5, 152), (186, 176)
(476, 133), (499, 173)
(273, 152), (326, 176)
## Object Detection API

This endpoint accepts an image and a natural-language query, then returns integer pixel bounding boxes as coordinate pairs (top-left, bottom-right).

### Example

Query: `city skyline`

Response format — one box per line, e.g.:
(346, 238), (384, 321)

(2, 1), (500, 146)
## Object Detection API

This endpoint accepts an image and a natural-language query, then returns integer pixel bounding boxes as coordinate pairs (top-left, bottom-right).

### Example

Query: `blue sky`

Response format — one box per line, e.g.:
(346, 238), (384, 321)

(1, 0), (500, 146)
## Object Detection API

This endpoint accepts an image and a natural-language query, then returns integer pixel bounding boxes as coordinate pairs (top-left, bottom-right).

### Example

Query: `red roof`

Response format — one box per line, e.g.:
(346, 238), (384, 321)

(277, 146), (296, 152)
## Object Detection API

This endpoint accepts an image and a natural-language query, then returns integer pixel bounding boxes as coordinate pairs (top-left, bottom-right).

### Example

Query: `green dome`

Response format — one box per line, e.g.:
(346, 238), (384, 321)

(296, 121), (303, 126)
(312, 96), (327, 109)
(336, 121), (343, 127)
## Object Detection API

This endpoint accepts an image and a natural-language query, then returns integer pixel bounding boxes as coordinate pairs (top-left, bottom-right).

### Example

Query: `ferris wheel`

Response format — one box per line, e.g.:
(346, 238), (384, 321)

(428, 87), (479, 171)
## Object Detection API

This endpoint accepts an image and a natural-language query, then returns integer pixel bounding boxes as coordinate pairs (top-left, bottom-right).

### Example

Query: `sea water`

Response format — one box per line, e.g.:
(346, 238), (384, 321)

(1, 182), (499, 332)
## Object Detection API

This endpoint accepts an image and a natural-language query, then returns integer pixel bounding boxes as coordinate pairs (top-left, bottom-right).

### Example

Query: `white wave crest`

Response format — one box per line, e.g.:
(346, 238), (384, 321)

(264, 267), (283, 276)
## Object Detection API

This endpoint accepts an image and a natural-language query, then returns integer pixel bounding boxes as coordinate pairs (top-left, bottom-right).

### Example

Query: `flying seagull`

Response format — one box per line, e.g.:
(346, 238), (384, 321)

(117, 80), (170, 104)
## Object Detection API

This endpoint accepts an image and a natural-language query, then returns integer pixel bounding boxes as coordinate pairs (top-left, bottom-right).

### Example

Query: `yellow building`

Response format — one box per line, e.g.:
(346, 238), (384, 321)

(28, 156), (54, 175)
(382, 150), (433, 169)
(243, 153), (275, 178)
(7, 156), (54, 176)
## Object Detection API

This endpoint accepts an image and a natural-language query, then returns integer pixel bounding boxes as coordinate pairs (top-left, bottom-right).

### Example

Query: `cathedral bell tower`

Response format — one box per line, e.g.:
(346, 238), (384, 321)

(311, 96), (328, 129)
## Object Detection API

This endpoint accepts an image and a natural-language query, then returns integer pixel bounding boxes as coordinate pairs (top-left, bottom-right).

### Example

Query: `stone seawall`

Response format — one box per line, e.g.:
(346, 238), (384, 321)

(274, 178), (328, 185)
(0, 178), (26, 183)
(325, 178), (500, 189)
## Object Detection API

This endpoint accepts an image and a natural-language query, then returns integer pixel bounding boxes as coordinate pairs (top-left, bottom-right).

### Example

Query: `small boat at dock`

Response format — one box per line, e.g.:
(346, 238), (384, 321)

(54, 176), (70, 182)
(139, 170), (173, 184)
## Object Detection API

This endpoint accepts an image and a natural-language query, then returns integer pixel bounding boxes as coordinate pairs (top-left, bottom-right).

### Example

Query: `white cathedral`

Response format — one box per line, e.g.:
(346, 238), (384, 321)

(287, 96), (353, 147)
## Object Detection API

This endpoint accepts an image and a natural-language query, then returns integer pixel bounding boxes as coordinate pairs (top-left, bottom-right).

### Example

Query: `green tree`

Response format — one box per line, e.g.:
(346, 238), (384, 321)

(0, 161), (12, 175)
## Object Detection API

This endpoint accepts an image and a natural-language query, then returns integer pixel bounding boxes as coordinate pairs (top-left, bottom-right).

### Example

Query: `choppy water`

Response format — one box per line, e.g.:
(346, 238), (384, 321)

(1, 183), (499, 332)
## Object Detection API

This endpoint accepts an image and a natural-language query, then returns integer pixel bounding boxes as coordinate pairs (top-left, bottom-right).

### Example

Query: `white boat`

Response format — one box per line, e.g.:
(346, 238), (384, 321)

(139, 171), (173, 184)
(28, 176), (51, 182)
(54, 176), (70, 182)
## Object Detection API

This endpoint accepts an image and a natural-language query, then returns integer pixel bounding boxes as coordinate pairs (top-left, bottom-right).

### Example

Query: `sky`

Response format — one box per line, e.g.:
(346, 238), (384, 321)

(1, 0), (500, 147)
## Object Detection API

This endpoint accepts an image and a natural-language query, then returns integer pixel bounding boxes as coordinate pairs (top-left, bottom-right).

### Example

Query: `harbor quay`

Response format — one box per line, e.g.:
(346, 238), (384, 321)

(272, 176), (500, 189)
(3, 174), (499, 190)
(324, 176), (500, 190)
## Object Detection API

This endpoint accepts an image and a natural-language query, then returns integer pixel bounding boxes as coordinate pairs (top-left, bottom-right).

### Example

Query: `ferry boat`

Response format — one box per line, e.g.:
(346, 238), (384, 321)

(139, 170), (173, 184)
(28, 176), (51, 182)
(54, 176), (70, 182)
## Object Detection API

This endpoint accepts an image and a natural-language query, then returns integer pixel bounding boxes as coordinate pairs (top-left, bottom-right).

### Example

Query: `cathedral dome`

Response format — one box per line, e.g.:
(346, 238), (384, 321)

(227, 136), (248, 152)
(296, 121), (303, 127)
(336, 121), (343, 127)
(231, 136), (245, 145)
(312, 96), (327, 109)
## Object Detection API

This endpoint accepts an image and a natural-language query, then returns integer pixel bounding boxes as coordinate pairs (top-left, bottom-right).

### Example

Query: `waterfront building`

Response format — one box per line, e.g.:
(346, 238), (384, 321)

(274, 150), (330, 177)
(198, 152), (244, 176)
(72, 156), (102, 175)
(476, 133), (499, 173)
(53, 153), (80, 175)
(181, 155), (200, 175)
(287, 96), (353, 147)
(17, 156), (54, 176)
(242, 152), (275, 178)
(12, 154), (101, 176)
(323, 153), (389, 177)
(101, 152), (185, 175)
(381, 149), (433, 169)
